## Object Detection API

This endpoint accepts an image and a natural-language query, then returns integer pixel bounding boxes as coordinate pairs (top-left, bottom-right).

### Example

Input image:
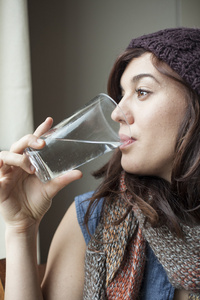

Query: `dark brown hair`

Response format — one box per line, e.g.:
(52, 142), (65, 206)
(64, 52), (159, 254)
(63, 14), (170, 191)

(84, 48), (200, 237)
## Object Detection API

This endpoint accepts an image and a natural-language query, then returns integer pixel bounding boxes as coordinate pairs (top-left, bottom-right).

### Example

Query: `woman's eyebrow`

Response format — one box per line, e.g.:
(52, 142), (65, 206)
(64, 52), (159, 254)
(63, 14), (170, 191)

(132, 73), (160, 84)
(119, 73), (160, 91)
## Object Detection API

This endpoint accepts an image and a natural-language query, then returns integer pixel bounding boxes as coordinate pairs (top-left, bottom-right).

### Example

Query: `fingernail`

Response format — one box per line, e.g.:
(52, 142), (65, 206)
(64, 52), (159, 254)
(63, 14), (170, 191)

(36, 139), (44, 145)
(30, 164), (35, 173)
(31, 139), (44, 147)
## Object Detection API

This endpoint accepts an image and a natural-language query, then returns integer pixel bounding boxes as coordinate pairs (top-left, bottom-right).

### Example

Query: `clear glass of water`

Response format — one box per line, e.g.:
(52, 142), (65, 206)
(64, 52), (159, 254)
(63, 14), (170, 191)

(25, 93), (131, 183)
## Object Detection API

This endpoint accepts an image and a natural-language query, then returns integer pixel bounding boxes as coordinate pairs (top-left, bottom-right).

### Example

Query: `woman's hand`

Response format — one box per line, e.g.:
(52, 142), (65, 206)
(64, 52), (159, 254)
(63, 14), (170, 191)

(0, 117), (82, 232)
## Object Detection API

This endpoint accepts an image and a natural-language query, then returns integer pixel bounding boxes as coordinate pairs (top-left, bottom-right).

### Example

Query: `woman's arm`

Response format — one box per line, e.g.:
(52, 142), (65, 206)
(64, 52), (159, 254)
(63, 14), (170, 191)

(42, 202), (86, 299)
(5, 223), (43, 300)
(5, 201), (86, 300)
(0, 118), (83, 299)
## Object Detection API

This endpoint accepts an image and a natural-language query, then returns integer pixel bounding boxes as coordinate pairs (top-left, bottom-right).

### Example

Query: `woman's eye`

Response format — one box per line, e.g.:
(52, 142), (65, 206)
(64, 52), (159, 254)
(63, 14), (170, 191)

(136, 89), (149, 98)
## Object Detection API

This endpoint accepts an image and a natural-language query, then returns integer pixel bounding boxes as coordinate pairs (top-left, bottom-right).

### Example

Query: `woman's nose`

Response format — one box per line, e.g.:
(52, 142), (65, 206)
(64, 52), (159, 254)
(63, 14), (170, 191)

(111, 106), (124, 123)
(111, 99), (134, 125)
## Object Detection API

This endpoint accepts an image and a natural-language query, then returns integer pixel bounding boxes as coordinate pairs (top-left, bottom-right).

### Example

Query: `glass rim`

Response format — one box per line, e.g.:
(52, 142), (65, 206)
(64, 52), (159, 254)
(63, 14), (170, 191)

(99, 93), (131, 138)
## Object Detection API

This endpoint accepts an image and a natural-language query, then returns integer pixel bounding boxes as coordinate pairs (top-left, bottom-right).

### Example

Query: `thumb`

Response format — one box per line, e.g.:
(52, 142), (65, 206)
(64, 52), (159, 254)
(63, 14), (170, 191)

(44, 170), (83, 199)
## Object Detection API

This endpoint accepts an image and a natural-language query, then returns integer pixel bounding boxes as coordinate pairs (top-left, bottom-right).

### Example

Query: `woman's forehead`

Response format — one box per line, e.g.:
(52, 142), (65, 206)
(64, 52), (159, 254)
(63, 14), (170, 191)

(120, 53), (161, 85)
(120, 52), (182, 88)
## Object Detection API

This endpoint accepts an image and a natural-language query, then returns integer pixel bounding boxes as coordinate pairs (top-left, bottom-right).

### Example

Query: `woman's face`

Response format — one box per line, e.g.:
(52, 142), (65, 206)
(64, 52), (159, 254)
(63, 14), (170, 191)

(112, 53), (187, 182)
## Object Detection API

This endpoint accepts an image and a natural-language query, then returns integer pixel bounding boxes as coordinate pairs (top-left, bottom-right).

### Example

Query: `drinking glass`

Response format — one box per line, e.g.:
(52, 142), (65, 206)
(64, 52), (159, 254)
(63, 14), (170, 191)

(25, 93), (131, 183)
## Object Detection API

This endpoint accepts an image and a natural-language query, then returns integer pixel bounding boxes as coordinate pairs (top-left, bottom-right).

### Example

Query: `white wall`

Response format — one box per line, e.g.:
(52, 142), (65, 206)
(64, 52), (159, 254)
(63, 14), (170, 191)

(0, 0), (33, 259)
(28, 0), (200, 262)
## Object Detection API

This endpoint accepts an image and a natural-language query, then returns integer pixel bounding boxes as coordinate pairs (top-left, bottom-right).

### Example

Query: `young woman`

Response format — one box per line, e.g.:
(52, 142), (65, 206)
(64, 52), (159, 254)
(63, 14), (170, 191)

(0, 27), (199, 300)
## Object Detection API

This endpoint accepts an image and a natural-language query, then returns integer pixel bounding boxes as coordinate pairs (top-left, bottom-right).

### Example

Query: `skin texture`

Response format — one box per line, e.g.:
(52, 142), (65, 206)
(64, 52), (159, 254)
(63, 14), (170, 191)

(112, 53), (187, 182)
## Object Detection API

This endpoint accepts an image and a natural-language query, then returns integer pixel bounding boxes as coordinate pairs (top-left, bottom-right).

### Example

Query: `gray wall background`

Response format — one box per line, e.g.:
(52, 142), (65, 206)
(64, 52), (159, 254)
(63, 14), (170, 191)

(27, 0), (200, 263)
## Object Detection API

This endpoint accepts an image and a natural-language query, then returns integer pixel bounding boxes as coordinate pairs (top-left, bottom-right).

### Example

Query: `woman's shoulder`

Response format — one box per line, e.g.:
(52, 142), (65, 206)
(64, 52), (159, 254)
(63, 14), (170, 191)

(74, 191), (104, 245)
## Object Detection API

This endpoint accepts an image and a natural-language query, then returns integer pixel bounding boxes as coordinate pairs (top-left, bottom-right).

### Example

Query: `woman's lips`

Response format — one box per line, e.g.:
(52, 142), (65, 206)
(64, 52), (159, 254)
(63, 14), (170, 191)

(119, 134), (135, 149)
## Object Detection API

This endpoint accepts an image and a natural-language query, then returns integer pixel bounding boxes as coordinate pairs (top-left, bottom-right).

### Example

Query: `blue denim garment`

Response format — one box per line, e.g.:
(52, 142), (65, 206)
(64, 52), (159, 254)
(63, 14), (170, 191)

(75, 192), (175, 300)
(140, 244), (175, 300)
(75, 191), (104, 245)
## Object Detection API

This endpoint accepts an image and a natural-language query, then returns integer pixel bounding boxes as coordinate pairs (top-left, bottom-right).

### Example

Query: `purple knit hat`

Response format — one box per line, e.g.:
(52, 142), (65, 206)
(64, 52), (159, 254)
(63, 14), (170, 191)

(127, 27), (200, 96)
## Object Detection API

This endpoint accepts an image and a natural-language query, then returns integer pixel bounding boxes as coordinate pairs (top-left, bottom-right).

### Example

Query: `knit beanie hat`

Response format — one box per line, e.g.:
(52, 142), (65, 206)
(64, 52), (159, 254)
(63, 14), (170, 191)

(127, 27), (200, 96)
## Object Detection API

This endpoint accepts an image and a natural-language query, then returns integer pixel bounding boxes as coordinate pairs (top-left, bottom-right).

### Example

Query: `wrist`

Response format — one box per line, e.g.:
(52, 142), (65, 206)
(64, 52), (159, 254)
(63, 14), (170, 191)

(5, 221), (39, 244)
(5, 222), (39, 268)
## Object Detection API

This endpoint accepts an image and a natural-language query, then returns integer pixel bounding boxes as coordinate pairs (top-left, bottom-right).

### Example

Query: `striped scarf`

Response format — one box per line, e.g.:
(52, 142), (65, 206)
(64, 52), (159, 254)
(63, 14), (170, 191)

(83, 172), (200, 299)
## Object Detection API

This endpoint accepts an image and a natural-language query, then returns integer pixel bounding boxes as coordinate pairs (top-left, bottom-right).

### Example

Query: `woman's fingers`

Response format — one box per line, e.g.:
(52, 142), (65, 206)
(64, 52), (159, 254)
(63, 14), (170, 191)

(34, 117), (53, 137)
(10, 134), (45, 154)
(9, 117), (53, 154)
(0, 117), (55, 180)
(44, 170), (83, 199)
(0, 151), (35, 175)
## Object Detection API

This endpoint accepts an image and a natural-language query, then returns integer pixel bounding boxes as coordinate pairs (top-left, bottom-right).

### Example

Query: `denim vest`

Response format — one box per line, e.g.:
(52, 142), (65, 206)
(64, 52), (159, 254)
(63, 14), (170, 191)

(75, 192), (175, 300)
